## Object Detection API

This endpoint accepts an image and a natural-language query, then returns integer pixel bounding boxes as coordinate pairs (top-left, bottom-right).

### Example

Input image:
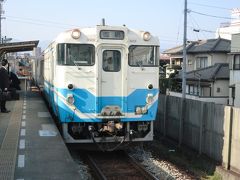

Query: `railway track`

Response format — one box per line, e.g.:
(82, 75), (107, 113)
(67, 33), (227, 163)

(85, 150), (158, 180)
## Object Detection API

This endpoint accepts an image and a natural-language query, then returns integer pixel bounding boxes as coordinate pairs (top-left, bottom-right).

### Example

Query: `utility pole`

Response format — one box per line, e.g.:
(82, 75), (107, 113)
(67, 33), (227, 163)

(0, 0), (5, 44)
(182, 0), (187, 98)
(179, 0), (188, 147)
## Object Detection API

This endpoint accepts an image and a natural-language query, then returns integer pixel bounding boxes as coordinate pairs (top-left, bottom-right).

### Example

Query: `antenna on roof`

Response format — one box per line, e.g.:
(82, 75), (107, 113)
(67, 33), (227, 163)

(102, 18), (105, 26)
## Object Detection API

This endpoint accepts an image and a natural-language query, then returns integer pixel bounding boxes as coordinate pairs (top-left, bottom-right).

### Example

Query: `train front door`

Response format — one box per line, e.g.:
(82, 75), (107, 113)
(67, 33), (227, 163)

(98, 47), (126, 116)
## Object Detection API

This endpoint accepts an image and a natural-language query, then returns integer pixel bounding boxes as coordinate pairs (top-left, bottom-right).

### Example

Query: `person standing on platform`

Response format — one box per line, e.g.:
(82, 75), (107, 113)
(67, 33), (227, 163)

(0, 59), (10, 113)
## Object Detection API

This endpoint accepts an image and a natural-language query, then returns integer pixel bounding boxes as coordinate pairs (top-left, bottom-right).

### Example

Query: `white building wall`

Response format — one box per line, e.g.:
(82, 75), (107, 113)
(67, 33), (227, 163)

(230, 70), (240, 85)
(216, 8), (240, 40)
(231, 34), (240, 52)
(234, 84), (240, 107)
(211, 53), (229, 64)
(213, 80), (229, 97)
(229, 33), (240, 107)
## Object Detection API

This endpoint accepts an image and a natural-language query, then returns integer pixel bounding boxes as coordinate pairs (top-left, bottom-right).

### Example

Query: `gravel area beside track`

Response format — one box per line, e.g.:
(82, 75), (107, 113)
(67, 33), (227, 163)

(129, 146), (196, 180)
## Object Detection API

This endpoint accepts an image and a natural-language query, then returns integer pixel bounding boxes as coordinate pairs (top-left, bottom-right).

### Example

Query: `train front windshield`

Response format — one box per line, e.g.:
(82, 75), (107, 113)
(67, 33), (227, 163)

(57, 44), (95, 66)
(129, 46), (159, 67)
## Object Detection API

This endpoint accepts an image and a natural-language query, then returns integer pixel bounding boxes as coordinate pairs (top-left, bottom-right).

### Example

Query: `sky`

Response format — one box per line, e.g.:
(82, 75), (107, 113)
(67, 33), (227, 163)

(2, 0), (240, 51)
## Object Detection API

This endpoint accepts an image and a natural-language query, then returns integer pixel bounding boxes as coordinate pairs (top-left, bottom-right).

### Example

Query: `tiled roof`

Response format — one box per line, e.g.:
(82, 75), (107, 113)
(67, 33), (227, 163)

(175, 63), (229, 81)
(163, 38), (231, 54)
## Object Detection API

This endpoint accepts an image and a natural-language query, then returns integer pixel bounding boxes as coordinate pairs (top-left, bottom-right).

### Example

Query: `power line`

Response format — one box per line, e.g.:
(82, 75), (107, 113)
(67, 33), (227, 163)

(189, 10), (235, 20)
(188, 14), (207, 39)
(188, 17), (199, 40)
(6, 18), (74, 29)
(160, 38), (182, 43)
(188, 2), (231, 10)
(6, 15), (79, 27)
(176, 11), (183, 47)
(187, 26), (233, 35)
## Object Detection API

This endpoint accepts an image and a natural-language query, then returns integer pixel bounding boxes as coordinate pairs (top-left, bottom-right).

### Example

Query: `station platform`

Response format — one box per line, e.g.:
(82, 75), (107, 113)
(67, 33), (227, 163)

(0, 91), (81, 180)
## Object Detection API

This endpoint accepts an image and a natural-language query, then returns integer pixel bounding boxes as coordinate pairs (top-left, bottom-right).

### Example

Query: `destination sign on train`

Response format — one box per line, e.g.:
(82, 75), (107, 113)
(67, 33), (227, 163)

(100, 30), (124, 40)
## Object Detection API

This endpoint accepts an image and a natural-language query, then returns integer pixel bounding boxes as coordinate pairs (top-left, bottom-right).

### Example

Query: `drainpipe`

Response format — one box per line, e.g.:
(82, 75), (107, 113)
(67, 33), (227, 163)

(212, 82), (214, 97)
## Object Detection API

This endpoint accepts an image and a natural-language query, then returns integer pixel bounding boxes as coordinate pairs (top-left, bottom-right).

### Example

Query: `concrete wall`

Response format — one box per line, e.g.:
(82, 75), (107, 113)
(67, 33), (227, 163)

(169, 91), (229, 105)
(229, 107), (240, 173)
(155, 94), (240, 173)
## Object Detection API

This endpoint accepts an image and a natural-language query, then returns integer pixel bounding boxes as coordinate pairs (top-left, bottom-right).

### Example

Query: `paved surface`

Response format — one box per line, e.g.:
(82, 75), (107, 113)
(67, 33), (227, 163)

(216, 166), (240, 180)
(0, 91), (82, 180)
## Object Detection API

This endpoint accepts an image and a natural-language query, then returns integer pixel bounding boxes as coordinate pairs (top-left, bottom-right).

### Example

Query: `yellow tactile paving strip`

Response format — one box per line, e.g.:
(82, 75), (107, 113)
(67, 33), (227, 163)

(0, 100), (23, 180)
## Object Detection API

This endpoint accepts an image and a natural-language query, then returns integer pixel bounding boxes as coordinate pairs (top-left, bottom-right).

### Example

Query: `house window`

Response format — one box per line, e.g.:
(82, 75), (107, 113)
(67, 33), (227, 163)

(194, 86), (198, 95)
(188, 85), (199, 95)
(188, 59), (192, 65)
(189, 85), (194, 95)
(233, 55), (240, 70)
(196, 57), (208, 69)
(217, 87), (220, 93)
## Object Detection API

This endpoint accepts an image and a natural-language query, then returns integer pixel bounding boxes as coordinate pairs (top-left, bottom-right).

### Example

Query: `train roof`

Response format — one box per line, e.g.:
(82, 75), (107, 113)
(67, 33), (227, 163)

(51, 25), (159, 46)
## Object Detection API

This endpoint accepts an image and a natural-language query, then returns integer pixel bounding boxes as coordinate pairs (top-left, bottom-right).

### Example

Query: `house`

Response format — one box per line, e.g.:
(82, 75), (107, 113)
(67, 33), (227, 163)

(163, 38), (231, 72)
(229, 33), (240, 107)
(159, 54), (170, 78)
(159, 54), (170, 66)
(163, 38), (231, 104)
(171, 63), (229, 104)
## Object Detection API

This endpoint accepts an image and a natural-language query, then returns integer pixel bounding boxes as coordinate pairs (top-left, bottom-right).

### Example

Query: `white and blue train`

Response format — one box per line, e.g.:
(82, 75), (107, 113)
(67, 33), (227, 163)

(42, 24), (159, 149)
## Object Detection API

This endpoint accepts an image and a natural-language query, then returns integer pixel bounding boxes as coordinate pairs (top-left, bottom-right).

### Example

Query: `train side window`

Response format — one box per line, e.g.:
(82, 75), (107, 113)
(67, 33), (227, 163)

(102, 50), (121, 72)
(128, 46), (158, 67)
(57, 44), (95, 66)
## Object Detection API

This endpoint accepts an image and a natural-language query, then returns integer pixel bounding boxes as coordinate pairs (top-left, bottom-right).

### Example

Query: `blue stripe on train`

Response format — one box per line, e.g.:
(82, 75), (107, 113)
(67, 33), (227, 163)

(56, 96), (158, 123)
(44, 81), (159, 122)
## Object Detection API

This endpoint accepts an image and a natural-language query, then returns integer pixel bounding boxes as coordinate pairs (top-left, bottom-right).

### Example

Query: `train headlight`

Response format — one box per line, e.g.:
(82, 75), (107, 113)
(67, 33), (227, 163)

(68, 84), (74, 90)
(142, 31), (151, 41)
(141, 106), (148, 114)
(66, 94), (74, 105)
(135, 106), (148, 114)
(71, 29), (81, 39)
(135, 107), (142, 115)
(148, 84), (153, 89)
(146, 93), (154, 104)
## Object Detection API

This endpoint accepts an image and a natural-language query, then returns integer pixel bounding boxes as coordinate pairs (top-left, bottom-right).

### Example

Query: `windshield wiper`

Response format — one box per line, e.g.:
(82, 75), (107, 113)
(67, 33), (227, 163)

(73, 60), (82, 70)
(137, 61), (144, 70)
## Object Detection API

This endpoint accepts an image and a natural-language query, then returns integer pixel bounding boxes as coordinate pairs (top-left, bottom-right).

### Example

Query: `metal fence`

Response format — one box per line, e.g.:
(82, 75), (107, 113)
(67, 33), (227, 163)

(155, 94), (240, 173)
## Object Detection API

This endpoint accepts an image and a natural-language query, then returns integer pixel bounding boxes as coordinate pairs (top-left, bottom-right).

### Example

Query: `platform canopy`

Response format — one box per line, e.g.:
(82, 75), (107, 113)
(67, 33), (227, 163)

(0, 40), (39, 57)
